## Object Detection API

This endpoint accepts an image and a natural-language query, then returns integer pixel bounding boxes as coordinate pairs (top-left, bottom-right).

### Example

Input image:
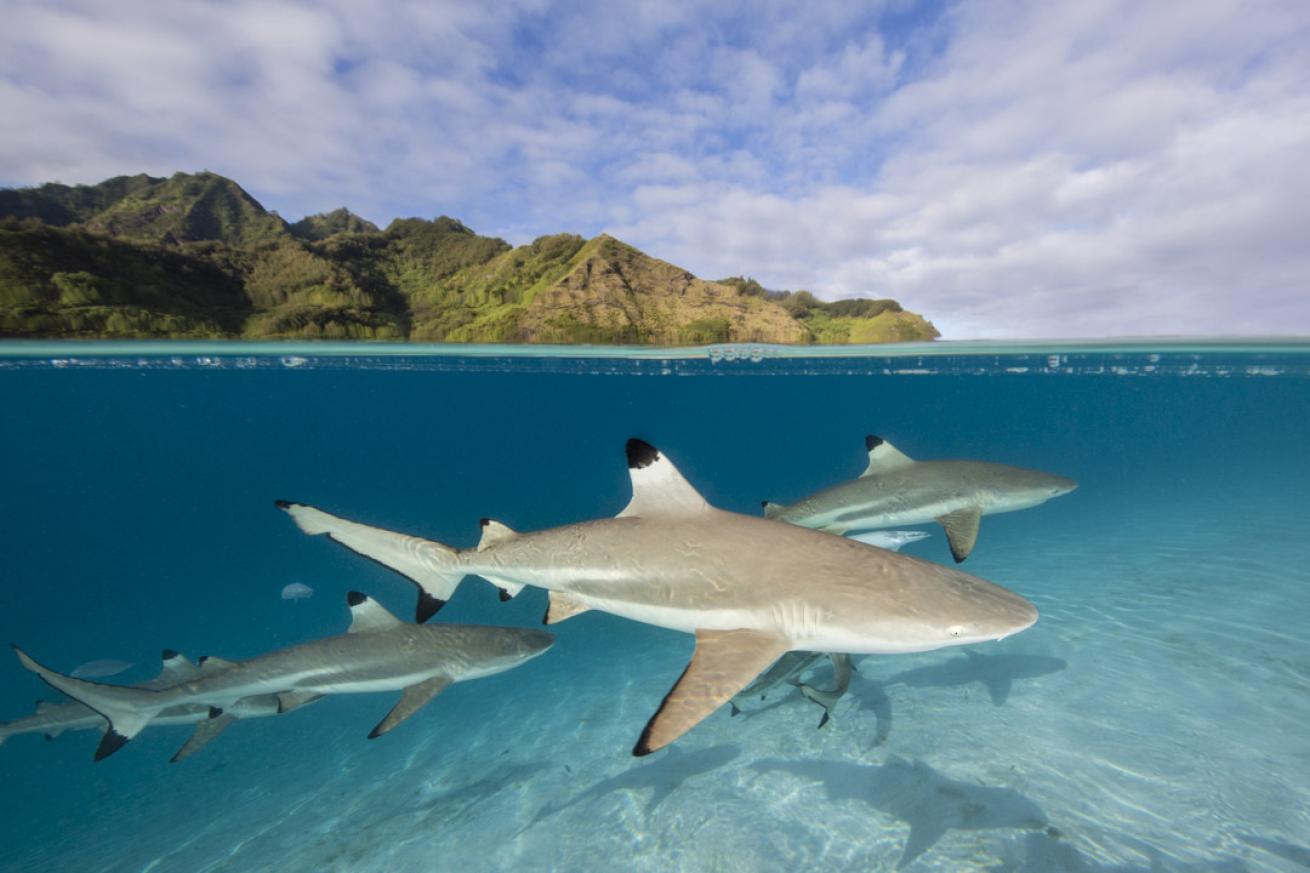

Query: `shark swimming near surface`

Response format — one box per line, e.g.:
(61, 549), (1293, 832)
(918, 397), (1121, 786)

(0, 649), (318, 762)
(763, 435), (1077, 562)
(13, 592), (554, 761)
(278, 438), (1038, 755)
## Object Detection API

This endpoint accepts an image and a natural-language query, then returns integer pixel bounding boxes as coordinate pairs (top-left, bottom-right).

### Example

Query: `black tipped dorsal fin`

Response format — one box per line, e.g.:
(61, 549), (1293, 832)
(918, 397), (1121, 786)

(618, 439), (709, 518)
(157, 651), (201, 684)
(860, 435), (914, 478)
(197, 656), (238, 674)
(347, 592), (403, 633)
(477, 519), (518, 551)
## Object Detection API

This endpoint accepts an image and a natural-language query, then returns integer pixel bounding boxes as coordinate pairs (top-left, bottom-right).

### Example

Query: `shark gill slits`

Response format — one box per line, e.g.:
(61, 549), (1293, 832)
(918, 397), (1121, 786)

(346, 590), (367, 607)
(626, 438), (660, 469)
(865, 434), (884, 450)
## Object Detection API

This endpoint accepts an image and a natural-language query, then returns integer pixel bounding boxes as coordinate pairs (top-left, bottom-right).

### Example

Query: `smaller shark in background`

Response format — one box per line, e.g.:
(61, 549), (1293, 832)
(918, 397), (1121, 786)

(764, 435), (1077, 562)
(729, 652), (853, 728)
(0, 650), (315, 761)
(13, 592), (554, 761)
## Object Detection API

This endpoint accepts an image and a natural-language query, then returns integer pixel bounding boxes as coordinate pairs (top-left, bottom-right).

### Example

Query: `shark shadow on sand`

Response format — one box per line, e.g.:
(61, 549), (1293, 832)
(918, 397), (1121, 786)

(527, 744), (742, 829)
(753, 755), (1049, 869)
(991, 832), (1255, 872)
(846, 673), (894, 747)
(880, 651), (1068, 706)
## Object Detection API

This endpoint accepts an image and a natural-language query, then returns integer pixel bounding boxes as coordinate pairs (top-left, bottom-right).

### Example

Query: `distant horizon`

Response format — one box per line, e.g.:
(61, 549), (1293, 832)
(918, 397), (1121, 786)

(3, 1), (1308, 339)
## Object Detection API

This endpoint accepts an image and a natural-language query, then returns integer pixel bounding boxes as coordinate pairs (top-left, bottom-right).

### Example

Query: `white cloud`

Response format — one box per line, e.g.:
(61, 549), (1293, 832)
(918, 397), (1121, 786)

(1, 0), (1307, 337)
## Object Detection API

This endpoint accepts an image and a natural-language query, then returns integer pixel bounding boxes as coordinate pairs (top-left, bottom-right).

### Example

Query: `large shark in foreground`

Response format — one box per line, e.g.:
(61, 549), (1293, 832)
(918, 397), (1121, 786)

(279, 439), (1038, 755)
(0, 650), (316, 762)
(764, 435), (1077, 562)
(13, 593), (554, 761)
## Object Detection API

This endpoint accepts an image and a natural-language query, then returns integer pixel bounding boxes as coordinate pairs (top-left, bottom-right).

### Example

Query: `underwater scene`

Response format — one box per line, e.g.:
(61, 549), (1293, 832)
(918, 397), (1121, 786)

(1, 341), (1308, 873)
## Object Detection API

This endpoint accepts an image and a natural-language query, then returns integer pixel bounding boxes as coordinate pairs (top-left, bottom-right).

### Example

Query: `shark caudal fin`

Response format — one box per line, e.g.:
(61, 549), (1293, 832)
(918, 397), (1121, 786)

(11, 646), (167, 761)
(276, 501), (465, 622)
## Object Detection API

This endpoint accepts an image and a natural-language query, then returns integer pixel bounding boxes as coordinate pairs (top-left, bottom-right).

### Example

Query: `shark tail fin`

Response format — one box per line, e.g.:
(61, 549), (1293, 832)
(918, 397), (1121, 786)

(761, 501), (785, 520)
(12, 646), (165, 760)
(277, 501), (466, 622)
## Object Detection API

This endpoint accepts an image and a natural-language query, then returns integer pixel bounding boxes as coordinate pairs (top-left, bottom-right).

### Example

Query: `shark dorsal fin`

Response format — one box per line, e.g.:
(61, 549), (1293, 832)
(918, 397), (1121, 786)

(197, 656), (238, 674)
(477, 519), (518, 551)
(157, 649), (201, 683)
(860, 435), (914, 477)
(618, 439), (709, 518)
(347, 591), (402, 633)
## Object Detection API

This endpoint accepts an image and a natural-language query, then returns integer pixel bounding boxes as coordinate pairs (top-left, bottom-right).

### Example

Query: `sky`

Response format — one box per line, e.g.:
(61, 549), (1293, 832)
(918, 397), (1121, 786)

(2, 0), (1308, 339)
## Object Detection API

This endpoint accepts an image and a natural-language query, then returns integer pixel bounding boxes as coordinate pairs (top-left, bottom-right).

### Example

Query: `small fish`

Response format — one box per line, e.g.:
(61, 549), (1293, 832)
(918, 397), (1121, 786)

(281, 583), (314, 601)
(70, 659), (134, 679)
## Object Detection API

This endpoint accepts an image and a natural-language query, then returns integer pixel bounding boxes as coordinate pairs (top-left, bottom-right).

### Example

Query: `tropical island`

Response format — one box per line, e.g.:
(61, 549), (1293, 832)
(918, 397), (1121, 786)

(0, 171), (939, 344)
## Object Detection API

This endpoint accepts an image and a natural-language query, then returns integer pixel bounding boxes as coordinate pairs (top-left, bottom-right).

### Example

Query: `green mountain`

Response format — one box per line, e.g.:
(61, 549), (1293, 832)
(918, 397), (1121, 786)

(0, 171), (939, 343)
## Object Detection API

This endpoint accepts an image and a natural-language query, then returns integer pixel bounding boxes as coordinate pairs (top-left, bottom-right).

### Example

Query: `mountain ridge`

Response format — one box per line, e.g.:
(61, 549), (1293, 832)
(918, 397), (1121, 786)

(0, 171), (939, 344)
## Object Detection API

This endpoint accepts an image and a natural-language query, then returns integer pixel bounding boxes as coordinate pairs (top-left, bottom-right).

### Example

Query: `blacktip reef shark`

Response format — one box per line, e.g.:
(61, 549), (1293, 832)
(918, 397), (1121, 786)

(728, 652), (853, 728)
(1, 649), (319, 762)
(278, 438), (1038, 756)
(12, 592), (554, 761)
(764, 435), (1077, 562)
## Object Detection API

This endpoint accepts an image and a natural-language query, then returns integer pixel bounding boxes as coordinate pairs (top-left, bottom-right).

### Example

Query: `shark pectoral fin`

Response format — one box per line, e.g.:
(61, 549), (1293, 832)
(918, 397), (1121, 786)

(861, 435), (914, 477)
(936, 506), (982, 563)
(481, 575), (526, 601)
(346, 591), (402, 633)
(477, 519), (518, 550)
(171, 712), (237, 764)
(618, 439), (710, 518)
(276, 501), (465, 622)
(543, 591), (591, 625)
(368, 676), (452, 739)
(633, 629), (790, 756)
(276, 690), (321, 714)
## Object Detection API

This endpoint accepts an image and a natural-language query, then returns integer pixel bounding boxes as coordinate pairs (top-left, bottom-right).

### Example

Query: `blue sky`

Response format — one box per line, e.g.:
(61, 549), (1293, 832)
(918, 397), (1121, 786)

(2, 0), (1308, 338)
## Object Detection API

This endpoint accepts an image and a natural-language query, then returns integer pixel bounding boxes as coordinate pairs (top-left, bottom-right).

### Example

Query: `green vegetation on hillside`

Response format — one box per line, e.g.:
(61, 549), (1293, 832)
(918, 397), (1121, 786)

(0, 172), (939, 344)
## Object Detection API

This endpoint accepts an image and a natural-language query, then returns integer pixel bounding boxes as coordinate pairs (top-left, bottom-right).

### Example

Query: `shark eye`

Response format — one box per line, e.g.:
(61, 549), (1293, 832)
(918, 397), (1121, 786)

(947, 625), (964, 638)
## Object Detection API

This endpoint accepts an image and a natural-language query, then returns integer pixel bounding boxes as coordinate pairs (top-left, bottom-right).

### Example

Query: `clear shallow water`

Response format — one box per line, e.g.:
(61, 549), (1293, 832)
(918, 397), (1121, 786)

(1, 341), (1307, 872)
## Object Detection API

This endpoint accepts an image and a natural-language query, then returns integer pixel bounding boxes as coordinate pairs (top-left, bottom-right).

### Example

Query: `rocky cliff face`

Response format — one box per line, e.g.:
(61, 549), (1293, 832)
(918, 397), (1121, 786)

(515, 236), (809, 344)
(0, 172), (939, 344)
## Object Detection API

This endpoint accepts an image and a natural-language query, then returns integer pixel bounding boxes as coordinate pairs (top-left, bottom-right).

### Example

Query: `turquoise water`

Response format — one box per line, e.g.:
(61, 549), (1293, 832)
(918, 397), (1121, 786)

(1, 341), (1307, 872)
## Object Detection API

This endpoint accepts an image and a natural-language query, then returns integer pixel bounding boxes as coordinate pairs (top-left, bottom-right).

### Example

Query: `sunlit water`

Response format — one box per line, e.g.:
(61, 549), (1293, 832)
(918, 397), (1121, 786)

(1, 340), (1307, 872)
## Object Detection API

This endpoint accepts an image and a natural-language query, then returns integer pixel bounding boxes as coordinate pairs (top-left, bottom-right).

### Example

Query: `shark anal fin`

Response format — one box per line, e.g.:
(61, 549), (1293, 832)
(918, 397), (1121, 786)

(369, 675), (452, 739)
(276, 690), (321, 713)
(346, 591), (403, 633)
(480, 574), (525, 600)
(861, 435), (914, 477)
(634, 629), (790, 756)
(936, 507), (982, 563)
(171, 712), (237, 763)
(544, 591), (591, 625)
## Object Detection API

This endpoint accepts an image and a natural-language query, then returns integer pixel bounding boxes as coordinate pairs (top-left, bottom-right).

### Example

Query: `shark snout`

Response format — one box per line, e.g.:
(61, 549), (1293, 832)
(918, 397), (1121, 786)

(1048, 476), (1077, 496)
